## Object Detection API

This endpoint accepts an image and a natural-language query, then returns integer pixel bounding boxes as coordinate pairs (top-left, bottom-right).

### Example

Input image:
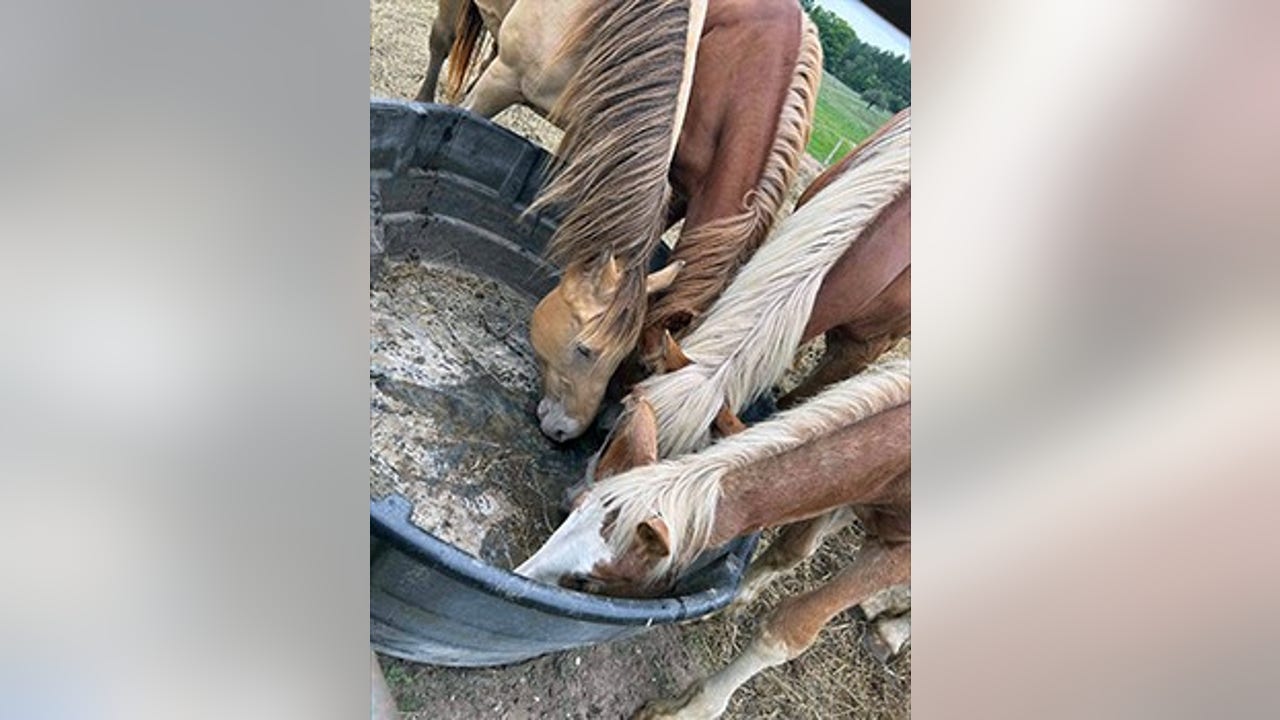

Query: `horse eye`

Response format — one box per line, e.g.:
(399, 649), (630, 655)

(575, 344), (594, 360)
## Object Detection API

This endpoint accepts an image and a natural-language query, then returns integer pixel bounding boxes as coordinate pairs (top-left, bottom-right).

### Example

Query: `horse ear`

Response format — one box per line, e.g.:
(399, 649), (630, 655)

(662, 330), (692, 371)
(597, 252), (624, 297)
(559, 261), (613, 318)
(594, 396), (659, 479)
(636, 517), (671, 558)
(714, 402), (747, 437)
(645, 260), (684, 295)
(559, 261), (591, 303)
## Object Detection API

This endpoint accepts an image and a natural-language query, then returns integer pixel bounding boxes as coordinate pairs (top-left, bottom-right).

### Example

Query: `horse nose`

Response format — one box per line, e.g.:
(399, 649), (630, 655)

(540, 407), (583, 442)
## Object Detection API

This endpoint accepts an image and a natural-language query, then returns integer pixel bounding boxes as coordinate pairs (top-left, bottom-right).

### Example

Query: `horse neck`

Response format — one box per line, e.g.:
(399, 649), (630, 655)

(707, 402), (911, 545)
(532, 0), (693, 275)
(670, 0), (708, 163)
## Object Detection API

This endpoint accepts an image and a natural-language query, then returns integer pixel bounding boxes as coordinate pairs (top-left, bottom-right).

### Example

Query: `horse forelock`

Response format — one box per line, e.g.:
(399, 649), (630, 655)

(596, 358), (911, 584)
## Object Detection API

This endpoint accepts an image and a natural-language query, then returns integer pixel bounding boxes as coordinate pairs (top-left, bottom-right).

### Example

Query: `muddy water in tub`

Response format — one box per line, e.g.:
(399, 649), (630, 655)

(370, 260), (590, 568)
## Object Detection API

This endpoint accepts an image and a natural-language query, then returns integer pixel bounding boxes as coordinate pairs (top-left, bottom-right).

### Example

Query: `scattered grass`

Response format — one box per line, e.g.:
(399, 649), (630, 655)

(806, 71), (893, 165)
(380, 660), (426, 712)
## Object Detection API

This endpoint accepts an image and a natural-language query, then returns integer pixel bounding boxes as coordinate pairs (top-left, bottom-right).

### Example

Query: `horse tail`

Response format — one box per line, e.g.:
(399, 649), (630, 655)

(641, 15), (824, 356)
(444, 1), (486, 102)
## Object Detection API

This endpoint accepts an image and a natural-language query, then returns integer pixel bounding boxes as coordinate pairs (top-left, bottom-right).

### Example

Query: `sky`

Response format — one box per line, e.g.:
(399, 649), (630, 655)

(820, 0), (911, 60)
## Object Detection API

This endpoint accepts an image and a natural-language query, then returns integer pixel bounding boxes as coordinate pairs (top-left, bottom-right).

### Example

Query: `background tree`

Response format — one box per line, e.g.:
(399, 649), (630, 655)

(810, 6), (857, 62)
(799, 1), (910, 111)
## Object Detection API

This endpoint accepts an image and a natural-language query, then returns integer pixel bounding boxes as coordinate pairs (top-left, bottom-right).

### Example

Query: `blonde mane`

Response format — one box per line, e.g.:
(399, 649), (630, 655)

(595, 357), (911, 582)
(643, 16), (824, 343)
(639, 110), (911, 456)
(527, 0), (696, 345)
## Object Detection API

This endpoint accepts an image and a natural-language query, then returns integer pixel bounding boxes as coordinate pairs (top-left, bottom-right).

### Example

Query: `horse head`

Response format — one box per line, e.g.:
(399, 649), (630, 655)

(515, 486), (676, 597)
(529, 254), (682, 441)
(559, 392), (661, 511)
(519, 392), (681, 597)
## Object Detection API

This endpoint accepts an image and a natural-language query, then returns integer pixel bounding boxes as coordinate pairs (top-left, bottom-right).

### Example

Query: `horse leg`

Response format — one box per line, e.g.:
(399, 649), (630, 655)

(459, 56), (522, 118)
(636, 540), (910, 720)
(730, 507), (855, 611)
(415, 0), (465, 103)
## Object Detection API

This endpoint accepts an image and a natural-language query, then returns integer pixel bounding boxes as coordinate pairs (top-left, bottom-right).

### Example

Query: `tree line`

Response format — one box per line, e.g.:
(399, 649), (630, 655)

(800, 0), (910, 113)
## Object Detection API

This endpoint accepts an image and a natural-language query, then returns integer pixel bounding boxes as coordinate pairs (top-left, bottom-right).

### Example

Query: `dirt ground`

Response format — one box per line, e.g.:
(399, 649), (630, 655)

(371, 1), (910, 717)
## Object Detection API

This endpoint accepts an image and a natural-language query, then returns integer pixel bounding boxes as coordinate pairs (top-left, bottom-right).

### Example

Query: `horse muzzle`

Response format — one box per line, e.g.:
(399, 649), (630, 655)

(537, 397), (585, 442)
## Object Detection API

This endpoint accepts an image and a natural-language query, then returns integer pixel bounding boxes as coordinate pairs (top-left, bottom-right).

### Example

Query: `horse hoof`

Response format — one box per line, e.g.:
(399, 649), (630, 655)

(864, 612), (912, 664)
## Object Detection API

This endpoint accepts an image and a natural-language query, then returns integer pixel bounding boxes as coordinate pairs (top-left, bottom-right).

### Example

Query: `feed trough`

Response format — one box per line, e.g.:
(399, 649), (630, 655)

(369, 99), (758, 667)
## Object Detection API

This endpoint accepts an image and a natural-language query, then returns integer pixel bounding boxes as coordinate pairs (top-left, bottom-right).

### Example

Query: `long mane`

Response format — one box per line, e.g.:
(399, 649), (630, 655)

(595, 358), (911, 582)
(527, 0), (698, 344)
(640, 109), (911, 456)
(643, 15), (824, 345)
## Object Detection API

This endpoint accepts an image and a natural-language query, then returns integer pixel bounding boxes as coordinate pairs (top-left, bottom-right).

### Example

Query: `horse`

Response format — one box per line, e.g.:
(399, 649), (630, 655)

(417, 0), (822, 442)
(595, 108), (910, 469)
(517, 113), (912, 716)
(516, 362), (911, 720)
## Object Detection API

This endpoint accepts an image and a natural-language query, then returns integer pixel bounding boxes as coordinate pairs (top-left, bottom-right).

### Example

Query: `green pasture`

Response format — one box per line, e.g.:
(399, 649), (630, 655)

(806, 71), (892, 165)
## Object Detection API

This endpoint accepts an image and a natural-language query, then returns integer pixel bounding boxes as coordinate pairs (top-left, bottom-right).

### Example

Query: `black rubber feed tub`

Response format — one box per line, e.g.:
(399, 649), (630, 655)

(369, 99), (758, 668)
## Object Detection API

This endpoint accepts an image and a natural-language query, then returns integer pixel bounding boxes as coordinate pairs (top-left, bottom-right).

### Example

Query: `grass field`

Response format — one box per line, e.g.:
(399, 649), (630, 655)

(806, 70), (893, 165)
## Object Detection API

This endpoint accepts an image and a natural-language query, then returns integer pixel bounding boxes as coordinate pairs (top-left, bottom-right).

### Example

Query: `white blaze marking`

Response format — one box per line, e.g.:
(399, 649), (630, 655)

(515, 496), (613, 584)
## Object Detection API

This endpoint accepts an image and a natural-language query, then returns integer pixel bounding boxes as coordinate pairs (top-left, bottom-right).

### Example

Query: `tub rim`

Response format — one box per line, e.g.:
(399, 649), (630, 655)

(373, 494), (758, 625)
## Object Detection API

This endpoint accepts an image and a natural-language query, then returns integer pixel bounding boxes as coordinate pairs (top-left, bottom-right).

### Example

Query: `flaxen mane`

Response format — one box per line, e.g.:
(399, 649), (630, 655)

(528, 0), (695, 346)
(640, 109), (911, 456)
(596, 358), (911, 582)
(642, 17), (824, 345)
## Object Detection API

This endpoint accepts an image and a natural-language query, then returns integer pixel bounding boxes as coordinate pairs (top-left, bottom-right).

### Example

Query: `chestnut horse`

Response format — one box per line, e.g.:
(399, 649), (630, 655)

(418, 0), (822, 441)
(516, 363), (911, 719)
(608, 108), (910, 461)
(521, 113), (912, 716)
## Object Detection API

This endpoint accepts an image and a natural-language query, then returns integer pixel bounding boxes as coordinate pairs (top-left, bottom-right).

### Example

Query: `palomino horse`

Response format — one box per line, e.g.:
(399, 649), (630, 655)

(517, 362), (911, 720)
(418, 0), (822, 441)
